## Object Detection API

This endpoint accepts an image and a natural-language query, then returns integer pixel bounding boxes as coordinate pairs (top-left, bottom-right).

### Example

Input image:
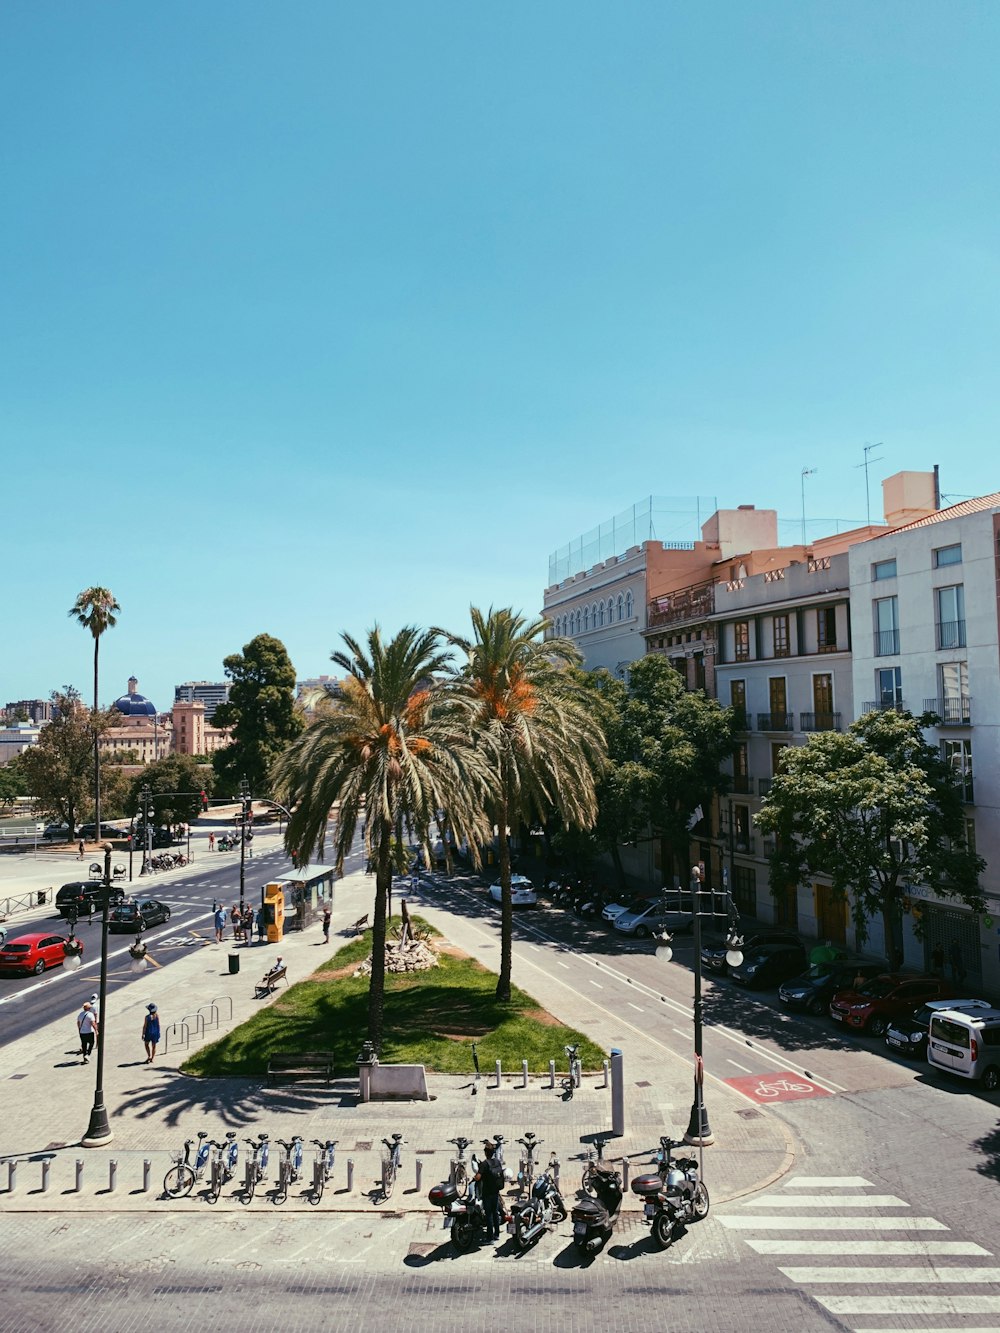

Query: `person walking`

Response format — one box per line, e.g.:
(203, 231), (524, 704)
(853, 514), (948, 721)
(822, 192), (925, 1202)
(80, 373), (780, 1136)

(76, 1002), (98, 1063)
(88, 991), (100, 1020)
(77, 838), (85, 861)
(322, 906), (332, 944)
(231, 903), (242, 942)
(242, 904), (255, 945)
(208, 832), (215, 852)
(214, 905), (226, 944)
(256, 907), (266, 944)
(142, 1003), (161, 1063)
(474, 1141), (505, 1242)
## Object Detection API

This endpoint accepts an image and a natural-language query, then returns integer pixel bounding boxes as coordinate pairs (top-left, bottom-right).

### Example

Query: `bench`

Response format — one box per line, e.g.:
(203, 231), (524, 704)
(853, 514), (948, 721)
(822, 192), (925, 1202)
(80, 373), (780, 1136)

(350, 914), (369, 935)
(254, 964), (288, 998)
(267, 1052), (335, 1085)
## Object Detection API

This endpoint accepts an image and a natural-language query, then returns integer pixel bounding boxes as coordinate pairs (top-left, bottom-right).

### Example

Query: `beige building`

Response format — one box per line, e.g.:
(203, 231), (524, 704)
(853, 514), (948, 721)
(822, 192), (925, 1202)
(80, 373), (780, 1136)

(99, 678), (229, 762)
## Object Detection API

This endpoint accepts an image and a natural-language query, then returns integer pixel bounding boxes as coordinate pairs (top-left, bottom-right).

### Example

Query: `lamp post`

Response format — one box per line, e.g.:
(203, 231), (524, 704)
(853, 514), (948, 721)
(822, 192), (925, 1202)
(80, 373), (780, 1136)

(81, 841), (114, 1147)
(238, 775), (252, 915)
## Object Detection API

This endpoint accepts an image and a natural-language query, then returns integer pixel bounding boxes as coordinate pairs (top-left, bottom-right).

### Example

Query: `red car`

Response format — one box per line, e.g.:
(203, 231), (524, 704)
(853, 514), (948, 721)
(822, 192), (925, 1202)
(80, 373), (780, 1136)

(829, 973), (953, 1036)
(0, 931), (84, 976)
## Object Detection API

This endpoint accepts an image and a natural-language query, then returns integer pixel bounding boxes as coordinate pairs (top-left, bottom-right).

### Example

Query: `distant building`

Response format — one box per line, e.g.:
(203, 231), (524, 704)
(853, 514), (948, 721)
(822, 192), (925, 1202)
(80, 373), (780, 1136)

(3, 698), (53, 725)
(296, 675), (344, 720)
(171, 699), (229, 756)
(174, 680), (230, 721)
(0, 722), (43, 765)
(100, 678), (230, 761)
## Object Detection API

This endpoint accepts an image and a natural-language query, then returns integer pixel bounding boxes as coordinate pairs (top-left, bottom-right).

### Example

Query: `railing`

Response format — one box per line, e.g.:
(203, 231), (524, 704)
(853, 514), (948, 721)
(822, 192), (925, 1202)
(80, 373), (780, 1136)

(936, 620), (966, 650)
(875, 628), (900, 656)
(757, 712), (794, 731)
(732, 774), (752, 794)
(733, 836), (756, 855)
(757, 777), (773, 797)
(764, 569), (785, 583)
(762, 837), (776, 855)
(730, 708), (750, 731)
(647, 579), (716, 628)
(800, 711), (841, 731)
(807, 556), (831, 572)
(923, 696), (972, 725)
(0, 889), (48, 918)
(863, 699), (907, 714)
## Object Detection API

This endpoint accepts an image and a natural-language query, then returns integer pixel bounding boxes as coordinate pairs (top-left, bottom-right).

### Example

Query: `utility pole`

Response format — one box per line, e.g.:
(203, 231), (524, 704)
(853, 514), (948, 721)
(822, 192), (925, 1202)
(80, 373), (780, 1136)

(239, 775), (251, 914)
(857, 442), (883, 527)
(800, 467), (817, 545)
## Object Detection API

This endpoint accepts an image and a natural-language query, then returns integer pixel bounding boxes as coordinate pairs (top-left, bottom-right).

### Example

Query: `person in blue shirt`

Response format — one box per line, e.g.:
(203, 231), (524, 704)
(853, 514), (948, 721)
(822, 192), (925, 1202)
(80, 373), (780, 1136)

(214, 906), (226, 943)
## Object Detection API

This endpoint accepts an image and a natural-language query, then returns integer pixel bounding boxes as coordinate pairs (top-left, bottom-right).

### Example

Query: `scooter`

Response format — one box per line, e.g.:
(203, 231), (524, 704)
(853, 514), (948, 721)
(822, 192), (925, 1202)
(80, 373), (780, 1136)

(571, 1159), (623, 1254)
(630, 1136), (710, 1249)
(429, 1153), (488, 1253)
(508, 1151), (566, 1250)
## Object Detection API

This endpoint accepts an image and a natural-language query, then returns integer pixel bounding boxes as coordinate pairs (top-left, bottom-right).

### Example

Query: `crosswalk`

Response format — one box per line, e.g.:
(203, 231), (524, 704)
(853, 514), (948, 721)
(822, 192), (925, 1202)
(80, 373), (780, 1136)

(718, 1174), (1000, 1331)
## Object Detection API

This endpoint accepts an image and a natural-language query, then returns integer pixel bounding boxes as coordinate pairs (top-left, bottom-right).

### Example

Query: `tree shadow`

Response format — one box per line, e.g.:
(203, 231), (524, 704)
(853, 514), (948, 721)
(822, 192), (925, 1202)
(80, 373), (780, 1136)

(971, 1114), (1000, 1181)
(112, 1071), (352, 1130)
(699, 977), (860, 1056)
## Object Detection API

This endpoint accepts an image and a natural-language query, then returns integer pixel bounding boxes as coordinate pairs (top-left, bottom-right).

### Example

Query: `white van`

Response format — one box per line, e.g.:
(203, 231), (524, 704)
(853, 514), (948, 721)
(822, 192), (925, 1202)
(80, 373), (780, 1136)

(926, 1007), (1000, 1092)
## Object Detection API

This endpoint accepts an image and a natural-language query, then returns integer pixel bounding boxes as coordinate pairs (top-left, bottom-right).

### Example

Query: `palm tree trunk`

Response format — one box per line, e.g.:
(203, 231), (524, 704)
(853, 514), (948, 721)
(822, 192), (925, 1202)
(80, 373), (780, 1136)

(496, 791), (512, 1003)
(93, 638), (101, 841)
(368, 832), (391, 1054)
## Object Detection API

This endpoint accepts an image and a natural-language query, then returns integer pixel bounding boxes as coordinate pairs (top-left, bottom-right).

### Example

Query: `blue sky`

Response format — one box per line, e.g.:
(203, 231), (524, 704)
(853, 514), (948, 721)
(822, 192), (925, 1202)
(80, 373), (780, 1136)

(3, 2), (999, 711)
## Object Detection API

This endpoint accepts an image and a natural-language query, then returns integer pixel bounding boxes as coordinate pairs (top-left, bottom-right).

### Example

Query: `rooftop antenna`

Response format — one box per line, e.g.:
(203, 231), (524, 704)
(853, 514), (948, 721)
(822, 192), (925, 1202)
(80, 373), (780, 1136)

(856, 442), (884, 526)
(800, 467), (817, 545)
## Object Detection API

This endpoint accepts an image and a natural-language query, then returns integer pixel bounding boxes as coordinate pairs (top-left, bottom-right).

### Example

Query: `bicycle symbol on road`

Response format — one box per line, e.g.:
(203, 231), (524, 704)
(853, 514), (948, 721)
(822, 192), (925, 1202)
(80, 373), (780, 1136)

(753, 1077), (814, 1098)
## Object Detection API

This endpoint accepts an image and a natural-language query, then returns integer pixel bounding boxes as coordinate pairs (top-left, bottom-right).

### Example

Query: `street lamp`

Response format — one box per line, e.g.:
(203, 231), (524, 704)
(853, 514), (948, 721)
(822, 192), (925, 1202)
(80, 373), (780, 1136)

(655, 865), (744, 1148)
(81, 841), (114, 1148)
(238, 776), (251, 915)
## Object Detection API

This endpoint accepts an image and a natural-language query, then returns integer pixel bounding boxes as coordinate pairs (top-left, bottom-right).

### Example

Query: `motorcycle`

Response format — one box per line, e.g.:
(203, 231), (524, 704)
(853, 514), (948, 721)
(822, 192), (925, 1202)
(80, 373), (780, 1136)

(570, 1160), (623, 1254)
(630, 1135), (710, 1249)
(507, 1152), (565, 1250)
(429, 1153), (488, 1252)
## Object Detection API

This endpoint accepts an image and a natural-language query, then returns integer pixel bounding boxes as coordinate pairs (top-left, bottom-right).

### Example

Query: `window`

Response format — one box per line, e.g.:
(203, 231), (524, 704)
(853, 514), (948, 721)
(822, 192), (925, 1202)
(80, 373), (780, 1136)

(769, 676), (787, 716)
(583, 606), (590, 632)
(592, 603), (598, 628)
(730, 679), (747, 729)
(877, 666), (902, 708)
(732, 742), (749, 793)
(817, 607), (838, 652)
(625, 591), (633, 619)
(734, 620), (750, 662)
(599, 602), (605, 627)
(873, 558), (897, 581)
(771, 742), (789, 776)
(943, 738), (974, 802)
(938, 661), (969, 722)
(607, 598), (615, 624)
(933, 543), (962, 568)
(733, 804), (751, 850)
(936, 585), (966, 649)
(732, 866), (757, 917)
(617, 595), (624, 621)
(965, 817), (976, 857)
(773, 614), (790, 657)
(874, 596), (899, 656)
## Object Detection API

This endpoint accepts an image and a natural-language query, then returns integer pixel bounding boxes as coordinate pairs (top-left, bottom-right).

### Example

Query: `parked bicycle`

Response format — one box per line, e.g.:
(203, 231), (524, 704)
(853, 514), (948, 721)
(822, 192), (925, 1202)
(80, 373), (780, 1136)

(381, 1133), (404, 1199)
(273, 1136), (304, 1205)
(580, 1136), (610, 1192)
(240, 1132), (270, 1204)
(561, 1043), (580, 1100)
(516, 1132), (543, 1192)
(309, 1139), (337, 1205)
(449, 1136), (474, 1189)
(163, 1130), (212, 1197)
(207, 1132), (239, 1205)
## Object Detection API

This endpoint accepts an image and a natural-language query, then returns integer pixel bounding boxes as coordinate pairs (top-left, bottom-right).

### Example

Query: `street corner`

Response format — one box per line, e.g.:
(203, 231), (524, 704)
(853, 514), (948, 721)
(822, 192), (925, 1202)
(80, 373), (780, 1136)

(723, 1073), (832, 1104)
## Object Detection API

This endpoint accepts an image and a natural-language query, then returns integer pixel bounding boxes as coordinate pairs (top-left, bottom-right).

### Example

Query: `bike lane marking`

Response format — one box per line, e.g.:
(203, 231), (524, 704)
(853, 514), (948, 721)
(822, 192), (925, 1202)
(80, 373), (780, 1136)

(724, 1073), (832, 1103)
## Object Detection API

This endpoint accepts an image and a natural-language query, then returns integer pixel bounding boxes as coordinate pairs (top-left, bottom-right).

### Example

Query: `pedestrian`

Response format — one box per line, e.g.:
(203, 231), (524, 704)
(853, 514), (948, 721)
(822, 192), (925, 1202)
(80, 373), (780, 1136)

(949, 940), (966, 985)
(77, 838), (85, 860)
(256, 907), (266, 944)
(242, 904), (255, 945)
(77, 1001), (98, 1063)
(930, 943), (944, 976)
(322, 906), (332, 943)
(214, 905), (226, 944)
(142, 1003), (161, 1063)
(208, 832), (215, 852)
(231, 903), (242, 941)
(474, 1140), (505, 1242)
(88, 991), (100, 1020)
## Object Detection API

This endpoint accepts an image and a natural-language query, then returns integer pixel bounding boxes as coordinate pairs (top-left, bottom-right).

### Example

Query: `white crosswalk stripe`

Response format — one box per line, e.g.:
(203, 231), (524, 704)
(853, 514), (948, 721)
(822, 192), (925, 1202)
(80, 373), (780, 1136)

(719, 1173), (1000, 1331)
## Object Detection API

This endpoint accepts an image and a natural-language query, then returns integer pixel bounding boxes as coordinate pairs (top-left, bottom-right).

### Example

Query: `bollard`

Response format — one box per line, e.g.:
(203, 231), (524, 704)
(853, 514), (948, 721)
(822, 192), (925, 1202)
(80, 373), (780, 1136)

(75, 1159), (84, 1192)
(109, 1160), (117, 1193)
(415, 1158), (423, 1191)
(602, 1059), (609, 1089)
(621, 1157), (630, 1189)
(143, 1159), (152, 1193)
(346, 1158), (354, 1192)
(494, 1058), (502, 1089)
(549, 1059), (556, 1089)
(610, 1047), (625, 1135)
(7, 1160), (16, 1193)
(521, 1059), (529, 1089)
(41, 1159), (51, 1193)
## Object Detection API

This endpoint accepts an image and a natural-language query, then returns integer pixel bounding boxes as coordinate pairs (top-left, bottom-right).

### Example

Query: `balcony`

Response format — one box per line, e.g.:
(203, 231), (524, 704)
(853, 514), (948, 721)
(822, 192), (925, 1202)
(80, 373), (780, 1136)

(875, 628), (900, 656)
(647, 580), (716, 629)
(936, 620), (967, 650)
(757, 777), (773, 797)
(731, 774), (752, 795)
(733, 836), (756, 856)
(730, 708), (750, 732)
(924, 696), (972, 725)
(800, 711), (842, 732)
(863, 699), (907, 714)
(757, 712), (794, 732)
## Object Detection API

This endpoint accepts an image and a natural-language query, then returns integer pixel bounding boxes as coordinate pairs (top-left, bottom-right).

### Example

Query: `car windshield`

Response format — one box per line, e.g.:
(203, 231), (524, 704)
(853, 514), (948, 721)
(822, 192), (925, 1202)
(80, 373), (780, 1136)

(859, 979), (895, 999)
(113, 905), (139, 918)
(625, 899), (653, 916)
(912, 1006), (935, 1025)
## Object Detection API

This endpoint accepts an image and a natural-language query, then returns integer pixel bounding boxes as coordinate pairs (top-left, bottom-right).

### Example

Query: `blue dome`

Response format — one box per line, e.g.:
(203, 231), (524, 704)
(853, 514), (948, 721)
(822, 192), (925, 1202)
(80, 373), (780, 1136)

(113, 677), (157, 717)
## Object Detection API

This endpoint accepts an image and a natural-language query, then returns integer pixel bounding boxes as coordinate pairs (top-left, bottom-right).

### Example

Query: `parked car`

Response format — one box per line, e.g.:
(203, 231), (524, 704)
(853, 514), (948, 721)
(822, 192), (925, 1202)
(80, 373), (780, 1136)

(600, 899), (632, 924)
(43, 822), (70, 840)
(829, 974), (954, 1036)
(729, 942), (808, 989)
(55, 881), (126, 920)
(703, 930), (802, 976)
(613, 895), (695, 938)
(133, 826), (174, 849)
(778, 959), (884, 1015)
(0, 931), (84, 975)
(926, 1007), (1000, 1091)
(488, 875), (537, 907)
(76, 823), (129, 840)
(884, 997), (993, 1059)
(108, 899), (172, 933)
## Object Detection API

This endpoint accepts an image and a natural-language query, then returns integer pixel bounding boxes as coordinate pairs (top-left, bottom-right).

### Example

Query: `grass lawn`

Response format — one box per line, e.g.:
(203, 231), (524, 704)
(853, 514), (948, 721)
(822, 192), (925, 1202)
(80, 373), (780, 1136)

(183, 915), (606, 1078)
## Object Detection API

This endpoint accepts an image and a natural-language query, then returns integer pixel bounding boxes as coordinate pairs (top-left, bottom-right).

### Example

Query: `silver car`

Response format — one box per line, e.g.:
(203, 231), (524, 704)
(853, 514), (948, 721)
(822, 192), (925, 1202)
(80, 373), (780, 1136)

(612, 896), (695, 938)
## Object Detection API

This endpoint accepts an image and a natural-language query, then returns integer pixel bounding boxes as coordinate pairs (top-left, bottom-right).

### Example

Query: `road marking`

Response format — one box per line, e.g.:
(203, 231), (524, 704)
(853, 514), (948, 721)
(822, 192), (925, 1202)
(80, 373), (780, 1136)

(727, 1059), (753, 1073)
(628, 1003), (644, 1012)
(743, 1195), (908, 1209)
(672, 1028), (688, 1038)
(821, 1296), (1000, 1316)
(783, 1176), (873, 1188)
(781, 1266), (1000, 1283)
(745, 1239), (990, 1256)
(556, 960), (570, 969)
(719, 1217), (948, 1231)
(589, 980), (603, 988)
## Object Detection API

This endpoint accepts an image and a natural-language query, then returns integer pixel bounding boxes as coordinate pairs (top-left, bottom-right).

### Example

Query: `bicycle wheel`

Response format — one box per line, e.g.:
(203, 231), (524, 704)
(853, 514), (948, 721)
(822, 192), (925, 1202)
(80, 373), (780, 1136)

(207, 1162), (221, 1205)
(240, 1168), (257, 1205)
(382, 1156), (397, 1199)
(273, 1164), (289, 1206)
(309, 1165), (325, 1207)
(163, 1163), (196, 1198)
(453, 1160), (468, 1190)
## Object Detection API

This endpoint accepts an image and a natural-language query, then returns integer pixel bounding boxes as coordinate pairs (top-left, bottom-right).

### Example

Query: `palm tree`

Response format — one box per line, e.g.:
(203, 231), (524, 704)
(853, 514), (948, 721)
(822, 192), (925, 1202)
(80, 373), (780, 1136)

(443, 608), (606, 1001)
(68, 587), (121, 841)
(273, 626), (490, 1054)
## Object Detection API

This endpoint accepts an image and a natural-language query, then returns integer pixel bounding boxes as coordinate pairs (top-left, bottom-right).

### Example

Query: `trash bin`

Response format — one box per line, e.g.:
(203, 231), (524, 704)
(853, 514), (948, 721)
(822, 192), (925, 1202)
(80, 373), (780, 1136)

(228, 953), (240, 975)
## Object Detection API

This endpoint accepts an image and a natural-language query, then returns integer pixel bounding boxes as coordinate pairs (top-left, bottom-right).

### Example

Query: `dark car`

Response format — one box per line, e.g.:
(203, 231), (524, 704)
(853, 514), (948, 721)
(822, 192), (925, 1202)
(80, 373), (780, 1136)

(829, 974), (955, 1036)
(109, 899), (171, 933)
(43, 822), (71, 840)
(701, 930), (801, 976)
(76, 823), (129, 840)
(133, 826), (174, 849)
(55, 881), (126, 920)
(729, 942), (808, 989)
(884, 996), (993, 1058)
(0, 931), (84, 975)
(779, 959), (884, 1015)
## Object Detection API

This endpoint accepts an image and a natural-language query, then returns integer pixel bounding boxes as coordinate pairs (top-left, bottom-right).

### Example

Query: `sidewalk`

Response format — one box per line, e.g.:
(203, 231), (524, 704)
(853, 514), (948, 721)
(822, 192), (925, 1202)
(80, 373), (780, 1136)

(0, 863), (796, 1213)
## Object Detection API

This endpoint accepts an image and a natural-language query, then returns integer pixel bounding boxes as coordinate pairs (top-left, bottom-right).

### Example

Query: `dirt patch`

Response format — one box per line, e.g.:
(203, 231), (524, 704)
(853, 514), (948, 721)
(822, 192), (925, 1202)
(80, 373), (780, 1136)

(434, 941), (470, 961)
(522, 1008), (563, 1027)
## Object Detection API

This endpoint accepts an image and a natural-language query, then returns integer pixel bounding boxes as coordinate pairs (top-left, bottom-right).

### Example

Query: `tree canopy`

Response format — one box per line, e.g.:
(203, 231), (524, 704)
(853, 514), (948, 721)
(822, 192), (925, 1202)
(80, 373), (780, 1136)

(19, 689), (118, 831)
(128, 754), (213, 829)
(756, 708), (985, 960)
(212, 633), (304, 796)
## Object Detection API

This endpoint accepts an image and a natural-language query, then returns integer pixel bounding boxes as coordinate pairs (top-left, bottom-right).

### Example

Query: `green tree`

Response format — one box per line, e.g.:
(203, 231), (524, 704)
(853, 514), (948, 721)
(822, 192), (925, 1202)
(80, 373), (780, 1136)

(0, 755), (29, 806)
(443, 608), (606, 1002)
(20, 689), (117, 832)
(273, 626), (490, 1053)
(212, 633), (304, 796)
(755, 708), (985, 963)
(128, 754), (214, 829)
(68, 586), (120, 839)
